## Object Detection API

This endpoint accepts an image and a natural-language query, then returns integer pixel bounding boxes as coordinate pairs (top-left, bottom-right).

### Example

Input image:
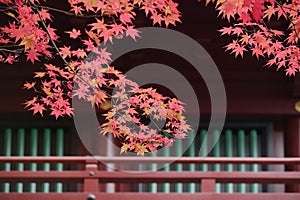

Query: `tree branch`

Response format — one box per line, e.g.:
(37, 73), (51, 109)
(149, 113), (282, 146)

(29, 2), (69, 65)
(274, 0), (300, 45)
(32, 3), (103, 18)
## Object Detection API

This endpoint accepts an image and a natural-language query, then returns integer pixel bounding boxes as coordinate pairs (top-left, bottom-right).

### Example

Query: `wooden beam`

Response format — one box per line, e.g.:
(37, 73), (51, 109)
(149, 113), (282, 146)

(1, 171), (300, 184)
(0, 193), (300, 200)
(1, 156), (300, 164)
(0, 156), (300, 165)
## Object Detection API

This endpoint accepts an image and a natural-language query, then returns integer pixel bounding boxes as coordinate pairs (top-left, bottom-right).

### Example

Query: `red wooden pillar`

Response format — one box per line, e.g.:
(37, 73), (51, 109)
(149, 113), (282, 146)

(285, 117), (300, 192)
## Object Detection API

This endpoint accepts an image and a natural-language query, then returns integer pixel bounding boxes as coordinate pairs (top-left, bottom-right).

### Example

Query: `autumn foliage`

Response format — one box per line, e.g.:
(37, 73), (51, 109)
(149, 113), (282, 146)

(0, 0), (298, 154)
(0, 0), (185, 155)
(211, 0), (300, 76)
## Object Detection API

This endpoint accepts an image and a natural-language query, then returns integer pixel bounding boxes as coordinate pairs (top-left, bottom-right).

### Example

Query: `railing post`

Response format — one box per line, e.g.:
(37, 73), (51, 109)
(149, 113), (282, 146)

(84, 159), (99, 193)
(285, 117), (300, 192)
(201, 179), (216, 193)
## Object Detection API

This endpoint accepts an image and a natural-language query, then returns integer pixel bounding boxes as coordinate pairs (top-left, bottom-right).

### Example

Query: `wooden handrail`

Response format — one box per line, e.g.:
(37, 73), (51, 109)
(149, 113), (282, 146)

(1, 193), (300, 200)
(0, 171), (300, 184)
(0, 156), (300, 164)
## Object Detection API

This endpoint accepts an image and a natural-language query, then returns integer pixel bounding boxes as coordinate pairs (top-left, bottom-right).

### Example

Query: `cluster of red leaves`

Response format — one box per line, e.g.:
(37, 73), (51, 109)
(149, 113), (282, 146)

(208, 0), (300, 76)
(68, 0), (181, 28)
(72, 47), (190, 155)
(0, 0), (54, 64)
(103, 87), (190, 156)
(24, 63), (74, 118)
(0, 0), (188, 155)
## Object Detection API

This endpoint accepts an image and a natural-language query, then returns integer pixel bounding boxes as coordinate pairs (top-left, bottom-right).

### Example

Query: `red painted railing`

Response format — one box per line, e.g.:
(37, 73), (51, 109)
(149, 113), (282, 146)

(0, 156), (300, 200)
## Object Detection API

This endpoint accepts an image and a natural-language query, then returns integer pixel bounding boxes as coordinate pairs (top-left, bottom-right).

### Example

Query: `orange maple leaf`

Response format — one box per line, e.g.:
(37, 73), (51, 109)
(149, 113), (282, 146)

(23, 81), (36, 89)
(20, 34), (36, 51)
(89, 18), (106, 34)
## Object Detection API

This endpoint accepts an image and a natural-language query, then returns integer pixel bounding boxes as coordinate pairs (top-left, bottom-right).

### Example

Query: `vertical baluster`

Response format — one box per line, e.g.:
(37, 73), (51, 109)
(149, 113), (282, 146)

(42, 128), (51, 193)
(2, 128), (12, 193)
(250, 130), (259, 193)
(106, 134), (115, 193)
(225, 130), (234, 193)
(237, 130), (246, 193)
(162, 147), (170, 193)
(16, 129), (25, 193)
(199, 130), (208, 171)
(55, 129), (64, 193)
(29, 129), (38, 193)
(188, 131), (196, 193)
(175, 139), (183, 193)
(137, 155), (145, 192)
(149, 152), (157, 193)
(212, 130), (221, 193)
(138, 163), (144, 192)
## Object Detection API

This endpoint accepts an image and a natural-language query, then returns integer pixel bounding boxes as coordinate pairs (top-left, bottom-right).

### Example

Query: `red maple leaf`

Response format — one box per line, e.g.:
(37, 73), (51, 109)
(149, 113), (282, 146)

(232, 44), (247, 58)
(50, 108), (63, 119)
(151, 12), (162, 25)
(100, 28), (113, 43)
(218, 27), (232, 35)
(59, 46), (72, 58)
(125, 26), (140, 41)
(65, 28), (81, 39)
(24, 97), (38, 108)
(27, 49), (40, 63)
(286, 67), (297, 76)
(5, 54), (17, 64)
(46, 25), (58, 41)
(0, 0), (12, 4)
(40, 9), (52, 21)
(89, 18), (106, 34)
(23, 81), (36, 89)
(239, 12), (252, 23)
(72, 48), (86, 59)
(70, 5), (83, 15)
(252, 0), (265, 22)
(120, 12), (133, 24)
(83, 38), (94, 51)
(252, 46), (264, 59)
(29, 103), (46, 116)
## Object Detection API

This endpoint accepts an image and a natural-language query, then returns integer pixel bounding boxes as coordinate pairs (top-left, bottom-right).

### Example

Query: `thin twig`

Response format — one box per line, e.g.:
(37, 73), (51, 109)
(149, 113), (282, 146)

(0, 44), (23, 48)
(30, 4), (69, 65)
(32, 3), (103, 18)
(274, 0), (300, 45)
(0, 48), (23, 53)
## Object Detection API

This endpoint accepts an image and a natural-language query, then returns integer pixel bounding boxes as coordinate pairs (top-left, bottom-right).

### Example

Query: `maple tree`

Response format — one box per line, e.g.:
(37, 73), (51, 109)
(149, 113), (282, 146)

(0, 0), (185, 155)
(0, 0), (298, 154)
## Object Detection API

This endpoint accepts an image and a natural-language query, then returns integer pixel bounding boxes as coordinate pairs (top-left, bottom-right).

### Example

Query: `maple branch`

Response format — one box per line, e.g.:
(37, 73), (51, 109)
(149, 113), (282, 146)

(0, 7), (13, 12)
(30, 19), (78, 77)
(274, 0), (300, 45)
(280, 4), (300, 14)
(30, 4), (69, 65)
(31, 3), (103, 18)
(0, 48), (22, 53)
(0, 44), (21, 48)
(29, 2), (109, 95)
(29, 2), (117, 108)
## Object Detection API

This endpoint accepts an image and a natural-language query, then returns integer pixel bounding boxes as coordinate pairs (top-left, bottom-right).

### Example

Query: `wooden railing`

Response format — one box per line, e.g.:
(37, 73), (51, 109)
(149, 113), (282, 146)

(0, 156), (300, 200)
